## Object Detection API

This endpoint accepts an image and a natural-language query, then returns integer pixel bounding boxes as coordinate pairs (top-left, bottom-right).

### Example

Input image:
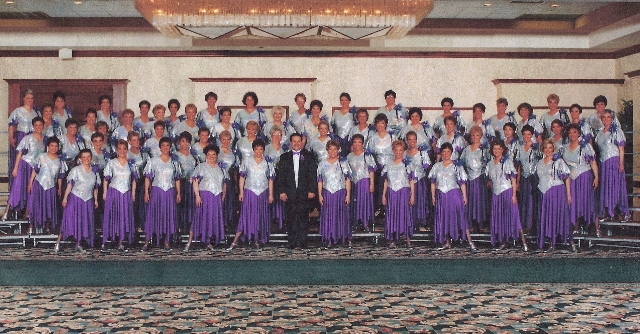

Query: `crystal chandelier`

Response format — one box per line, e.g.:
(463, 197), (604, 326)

(135, 0), (434, 40)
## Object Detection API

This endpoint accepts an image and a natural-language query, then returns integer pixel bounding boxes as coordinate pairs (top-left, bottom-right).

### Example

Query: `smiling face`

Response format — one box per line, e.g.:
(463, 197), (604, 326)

(441, 147), (452, 161)
(473, 107), (483, 121)
(220, 136), (231, 149)
(352, 137), (363, 151)
(79, 152), (92, 166)
(245, 96), (255, 108)
(570, 107), (581, 121)
(311, 105), (321, 117)
(385, 94), (395, 106)
(100, 98), (111, 112)
(206, 149), (218, 164)
(519, 107), (530, 119)
(160, 141), (171, 155)
(327, 145), (339, 159)
(491, 144), (504, 159)
(199, 131), (210, 144)
(295, 96), (306, 109)
(272, 108), (283, 123)
(318, 123), (329, 137)
(470, 131), (482, 145)
(154, 108), (166, 120)
(185, 107), (196, 121)
(393, 144), (404, 159)
(33, 120), (44, 134)
(357, 112), (368, 125)
(445, 119), (455, 134)
(497, 102), (507, 115)
(140, 104), (150, 116)
(410, 112), (421, 125)
(568, 127), (580, 142)
(86, 113), (97, 126)
(548, 99), (559, 111)
(129, 135), (140, 149)
(406, 134), (418, 149)
(42, 106), (53, 121)
(522, 130), (533, 143)
(207, 96), (217, 108)
(92, 136), (104, 150)
(442, 102), (452, 113)
(601, 112), (613, 127)
(47, 142), (59, 155)
(221, 110), (231, 123)
(66, 123), (78, 136)
(270, 130), (282, 143)
(179, 137), (190, 150)
(117, 143), (128, 159)
(542, 142), (554, 156)
(503, 126), (514, 139)
(122, 113), (133, 127)
(23, 93), (34, 108)
(290, 135), (302, 151)
(253, 145), (264, 158)
(375, 120), (387, 133)
(169, 103), (179, 116)
(55, 97), (65, 111)
(551, 123), (562, 136)
(340, 96), (350, 108)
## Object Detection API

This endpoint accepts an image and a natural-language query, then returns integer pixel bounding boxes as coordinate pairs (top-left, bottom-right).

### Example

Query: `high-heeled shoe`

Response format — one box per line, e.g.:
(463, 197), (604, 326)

(522, 243), (529, 252)
(117, 244), (126, 252)
(207, 244), (214, 251)
(437, 243), (451, 251)
(183, 243), (191, 252)
(469, 242), (478, 252)
(571, 244), (578, 253)
(141, 244), (148, 252)
(53, 244), (60, 253)
(596, 229), (602, 238)
(1, 212), (7, 221)
(226, 242), (237, 251)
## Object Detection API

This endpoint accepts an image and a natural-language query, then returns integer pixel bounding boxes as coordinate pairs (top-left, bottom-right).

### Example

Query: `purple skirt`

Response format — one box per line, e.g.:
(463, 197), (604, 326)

(193, 191), (225, 245)
(144, 186), (177, 245)
(178, 178), (196, 233)
(351, 178), (374, 228)
(538, 184), (572, 248)
(28, 180), (59, 229)
(271, 197), (284, 229)
(60, 193), (95, 247)
(237, 189), (270, 244)
(466, 176), (488, 224)
(9, 131), (27, 189)
(8, 159), (34, 211)
(518, 175), (539, 230)
(385, 187), (413, 242)
(412, 177), (430, 226)
(490, 188), (522, 246)
(433, 188), (468, 244)
(320, 189), (351, 245)
(223, 178), (238, 229)
(570, 171), (597, 226)
(599, 157), (629, 217)
(103, 188), (135, 245)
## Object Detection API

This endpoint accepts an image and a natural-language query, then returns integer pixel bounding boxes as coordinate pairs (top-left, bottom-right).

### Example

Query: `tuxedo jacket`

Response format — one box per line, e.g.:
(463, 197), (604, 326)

(276, 149), (317, 203)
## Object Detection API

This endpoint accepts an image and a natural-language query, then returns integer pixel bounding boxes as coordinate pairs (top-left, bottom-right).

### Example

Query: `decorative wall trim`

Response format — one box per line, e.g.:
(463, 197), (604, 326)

(492, 79), (625, 85)
(624, 70), (640, 78)
(0, 49), (624, 59)
(190, 78), (317, 83)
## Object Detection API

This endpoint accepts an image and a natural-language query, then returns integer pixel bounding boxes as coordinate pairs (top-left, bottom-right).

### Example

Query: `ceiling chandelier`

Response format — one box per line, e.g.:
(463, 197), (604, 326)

(135, 0), (434, 40)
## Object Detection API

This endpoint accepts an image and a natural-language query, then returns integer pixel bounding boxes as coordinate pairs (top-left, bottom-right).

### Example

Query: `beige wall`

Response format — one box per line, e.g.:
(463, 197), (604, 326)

(0, 55), (626, 176)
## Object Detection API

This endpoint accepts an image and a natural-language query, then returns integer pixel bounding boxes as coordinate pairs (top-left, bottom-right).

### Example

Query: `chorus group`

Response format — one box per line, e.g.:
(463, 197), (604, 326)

(5, 88), (629, 253)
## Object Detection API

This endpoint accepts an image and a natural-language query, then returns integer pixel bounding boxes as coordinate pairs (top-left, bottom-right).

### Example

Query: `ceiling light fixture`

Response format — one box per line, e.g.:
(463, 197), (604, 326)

(6, 0), (15, 4)
(484, 3), (492, 7)
(551, 4), (559, 7)
(134, 0), (434, 39)
(74, 1), (83, 4)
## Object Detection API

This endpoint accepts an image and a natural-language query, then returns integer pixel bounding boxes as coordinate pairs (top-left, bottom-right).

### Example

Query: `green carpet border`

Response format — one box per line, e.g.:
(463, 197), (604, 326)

(2, 257), (639, 286)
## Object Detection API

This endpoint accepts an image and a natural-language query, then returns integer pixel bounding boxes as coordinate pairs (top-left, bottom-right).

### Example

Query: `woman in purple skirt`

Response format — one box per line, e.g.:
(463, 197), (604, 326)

(460, 125), (489, 231)
(8, 89), (39, 189)
(101, 139), (137, 251)
(404, 131), (431, 230)
(185, 144), (227, 251)
(429, 142), (476, 251)
(382, 140), (415, 248)
(563, 123), (600, 236)
(228, 139), (275, 250)
(596, 109), (630, 221)
(143, 137), (182, 251)
(318, 140), (352, 248)
(486, 139), (528, 251)
(28, 136), (65, 234)
(55, 149), (100, 252)
(347, 134), (375, 231)
(536, 139), (576, 251)
(515, 125), (542, 233)
(3, 116), (45, 223)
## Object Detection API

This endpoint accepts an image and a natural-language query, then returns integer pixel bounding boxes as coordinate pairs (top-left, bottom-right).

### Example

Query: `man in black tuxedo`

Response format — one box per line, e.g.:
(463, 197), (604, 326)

(275, 133), (317, 249)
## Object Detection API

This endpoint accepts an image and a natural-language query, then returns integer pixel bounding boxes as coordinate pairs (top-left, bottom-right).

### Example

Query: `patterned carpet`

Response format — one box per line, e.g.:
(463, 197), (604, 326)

(1, 284), (640, 333)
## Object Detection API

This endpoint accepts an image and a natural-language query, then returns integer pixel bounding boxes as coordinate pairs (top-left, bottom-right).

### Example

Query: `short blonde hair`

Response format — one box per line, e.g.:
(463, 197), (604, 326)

(219, 130), (232, 140)
(468, 125), (483, 137)
(246, 120), (259, 132)
(547, 94), (559, 103)
(392, 139), (406, 150)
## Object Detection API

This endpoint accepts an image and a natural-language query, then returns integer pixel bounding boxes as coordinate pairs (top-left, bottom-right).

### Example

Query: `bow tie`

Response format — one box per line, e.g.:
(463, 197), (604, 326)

(292, 151), (300, 156)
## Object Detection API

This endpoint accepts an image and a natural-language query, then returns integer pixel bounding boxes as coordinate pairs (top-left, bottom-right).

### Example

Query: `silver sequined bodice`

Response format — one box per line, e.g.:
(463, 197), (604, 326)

(310, 137), (330, 161)
(240, 158), (274, 195)
(515, 143), (541, 178)
(171, 121), (199, 144)
(133, 117), (154, 139)
(302, 118), (321, 142)
(436, 133), (466, 161)
(67, 165), (99, 201)
(90, 147), (108, 171)
(405, 150), (431, 180)
(192, 162), (226, 196)
(383, 161), (412, 192)
(176, 151), (197, 179)
(43, 121), (62, 139)
(197, 109), (219, 131)
(236, 137), (255, 161)
(17, 134), (45, 167)
(429, 162), (468, 193)
(263, 121), (295, 146)
(433, 114), (466, 136)
(331, 111), (355, 139)
(485, 159), (516, 195)
(143, 137), (162, 158)
(111, 126), (133, 142)
(489, 114), (515, 140)
(460, 146), (488, 181)
(79, 125), (95, 147)
(144, 157), (181, 191)
(348, 125), (372, 144)
(347, 152), (376, 183)
(34, 154), (66, 191)
(9, 107), (38, 133)
(517, 117), (543, 137)
(596, 127), (626, 162)
(104, 159), (134, 193)
(536, 158), (569, 194)
(192, 143), (207, 163)
(52, 111), (70, 134)
(540, 111), (566, 133)
(58, 134), (83, 162)
(234, 109), (265, 136)
(127, 150), (147, 178)
(587, 113), (604, 133)
(376, 105), (408, 133)
(467, 120), (495, 144)
(367, 132), (393, 167)
(562, 143), (596, 180)
(289, 111), (308, 134)
(399, 123), (435, 150)
(265, 144), (285, 165)
(97, 110), (120, 131)
(317, 159), (351, 194)
(213, 123), (238, 146)
(219, 149), (237, 174)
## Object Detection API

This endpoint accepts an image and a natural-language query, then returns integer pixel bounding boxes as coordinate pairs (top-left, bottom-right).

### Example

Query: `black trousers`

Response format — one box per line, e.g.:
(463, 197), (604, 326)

(284, 197), (311, 248)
